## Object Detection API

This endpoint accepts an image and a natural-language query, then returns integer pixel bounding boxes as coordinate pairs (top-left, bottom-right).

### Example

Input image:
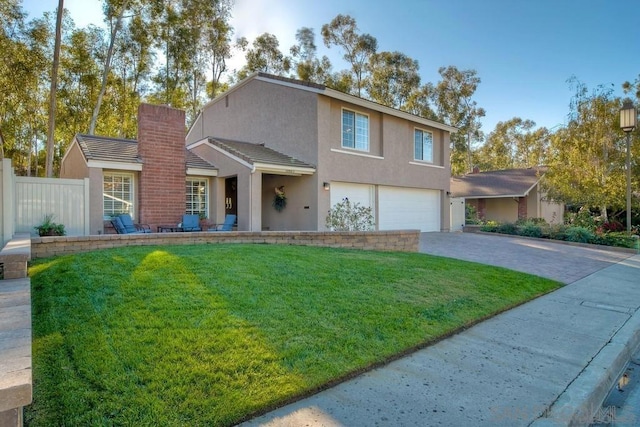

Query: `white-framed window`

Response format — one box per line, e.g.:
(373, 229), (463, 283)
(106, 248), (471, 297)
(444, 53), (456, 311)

(414, 128), (433, 163)
(342, 109), (369, 151)
(186, 178), (208, 218)
(103, 172), (134, 219)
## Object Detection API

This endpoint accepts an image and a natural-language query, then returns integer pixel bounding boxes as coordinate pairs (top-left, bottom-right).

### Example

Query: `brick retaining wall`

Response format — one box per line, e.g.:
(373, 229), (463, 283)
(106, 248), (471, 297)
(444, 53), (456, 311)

(31, 230), (420, 259)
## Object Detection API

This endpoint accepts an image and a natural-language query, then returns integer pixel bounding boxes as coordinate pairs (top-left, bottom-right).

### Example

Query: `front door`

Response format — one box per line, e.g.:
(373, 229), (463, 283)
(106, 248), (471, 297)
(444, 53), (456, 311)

(225, 177), (237, 223)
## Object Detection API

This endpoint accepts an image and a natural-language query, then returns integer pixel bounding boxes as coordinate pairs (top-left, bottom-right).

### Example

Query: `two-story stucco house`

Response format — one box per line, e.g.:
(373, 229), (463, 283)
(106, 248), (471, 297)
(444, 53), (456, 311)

(186, 73), (456, 232)
(60, 73), (456, 234)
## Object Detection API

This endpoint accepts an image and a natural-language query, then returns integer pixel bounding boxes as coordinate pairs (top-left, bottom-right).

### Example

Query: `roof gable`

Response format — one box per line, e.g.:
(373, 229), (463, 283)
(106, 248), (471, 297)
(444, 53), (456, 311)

(188, 72), (458, 139)
(450, 168), (546, 198)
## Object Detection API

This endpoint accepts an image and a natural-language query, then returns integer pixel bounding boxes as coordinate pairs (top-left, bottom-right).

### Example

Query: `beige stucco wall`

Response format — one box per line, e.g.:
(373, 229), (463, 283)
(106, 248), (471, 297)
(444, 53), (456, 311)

(485, 198), (519, 223)
(59, 142), (89, 179)
(262, 174), (317, 231)
(187, 78), (320, 166)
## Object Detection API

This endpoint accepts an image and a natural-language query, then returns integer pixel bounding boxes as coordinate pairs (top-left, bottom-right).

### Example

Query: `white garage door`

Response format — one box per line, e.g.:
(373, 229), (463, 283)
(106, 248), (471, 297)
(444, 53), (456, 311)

(330, 182), (375, 210)
(379, 186), (441, 232)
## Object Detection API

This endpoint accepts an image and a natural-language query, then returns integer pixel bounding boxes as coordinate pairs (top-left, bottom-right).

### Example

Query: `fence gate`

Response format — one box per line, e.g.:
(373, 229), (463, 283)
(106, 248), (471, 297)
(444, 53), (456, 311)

(450, 197), (465, 232)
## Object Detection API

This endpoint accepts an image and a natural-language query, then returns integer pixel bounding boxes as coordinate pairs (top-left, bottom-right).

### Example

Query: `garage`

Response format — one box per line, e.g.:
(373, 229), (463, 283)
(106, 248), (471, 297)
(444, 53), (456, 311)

(378, 186), (441, 232)
(329, 182), (375, 211)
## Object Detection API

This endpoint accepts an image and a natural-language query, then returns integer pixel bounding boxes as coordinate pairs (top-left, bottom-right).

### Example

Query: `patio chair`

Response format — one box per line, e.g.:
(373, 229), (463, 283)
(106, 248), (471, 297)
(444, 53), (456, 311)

(181, 214), (202, 232)
(111, 216), (148, 234)
(118, 214), (151, 233)
(208, 214), (236, 231)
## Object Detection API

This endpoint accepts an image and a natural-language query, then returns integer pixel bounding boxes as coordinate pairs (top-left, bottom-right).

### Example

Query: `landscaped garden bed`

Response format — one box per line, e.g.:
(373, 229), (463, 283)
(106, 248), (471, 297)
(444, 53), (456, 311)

(478, 219), (639, 250)
(26, 244), (560, 426)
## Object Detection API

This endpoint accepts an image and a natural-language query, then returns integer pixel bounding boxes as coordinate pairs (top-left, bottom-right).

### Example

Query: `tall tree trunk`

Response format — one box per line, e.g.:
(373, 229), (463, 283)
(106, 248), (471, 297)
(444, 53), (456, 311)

(45, 0), (64, 177)
(89, 1), (129, 135)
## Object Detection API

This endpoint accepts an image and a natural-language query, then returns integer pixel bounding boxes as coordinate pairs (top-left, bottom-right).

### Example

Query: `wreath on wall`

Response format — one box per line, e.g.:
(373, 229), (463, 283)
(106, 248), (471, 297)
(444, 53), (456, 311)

(273, 186), (287, 212)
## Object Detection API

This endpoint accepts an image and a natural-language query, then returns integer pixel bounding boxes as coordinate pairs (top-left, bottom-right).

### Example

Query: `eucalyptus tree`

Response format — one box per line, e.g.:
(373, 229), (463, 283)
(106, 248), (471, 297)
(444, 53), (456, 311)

(404, 83), (438, 121)
(109, 13), (155, 138)
(475, 118), (549, 171)
(0, 1), (54, 175)
(88, 0), (134, 135)
(236, 33), (291, 80)
(432, 66), (485, 175)
(45, 0), (63, 177)
(56, 25), (104, 154)
(543, 80), (627, 222)
(202, 0), (233, 99)
(321, 14), (377, 97)
(290, 27), (332, 84)
(365, 51), (420, 110)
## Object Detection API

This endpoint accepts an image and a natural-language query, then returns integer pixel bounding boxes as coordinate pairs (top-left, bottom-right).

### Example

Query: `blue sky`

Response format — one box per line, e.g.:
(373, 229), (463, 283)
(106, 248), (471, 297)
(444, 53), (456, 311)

(22, 0), (640, 134)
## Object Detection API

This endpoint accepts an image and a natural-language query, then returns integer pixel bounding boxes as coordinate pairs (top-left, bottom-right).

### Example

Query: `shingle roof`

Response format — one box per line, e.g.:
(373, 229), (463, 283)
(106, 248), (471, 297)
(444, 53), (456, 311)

(74, 133), (216, 170)
(185, 150), (217, 170)
(450, 168), (547, 198)
(76, 134), (140, 163)
(207, 137), (315, 169)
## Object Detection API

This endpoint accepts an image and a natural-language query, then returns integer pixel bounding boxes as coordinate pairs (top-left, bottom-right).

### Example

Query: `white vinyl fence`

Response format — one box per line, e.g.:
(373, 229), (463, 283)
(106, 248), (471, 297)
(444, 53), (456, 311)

(1, 159), (89, 243)
(15, 176), (90, 237)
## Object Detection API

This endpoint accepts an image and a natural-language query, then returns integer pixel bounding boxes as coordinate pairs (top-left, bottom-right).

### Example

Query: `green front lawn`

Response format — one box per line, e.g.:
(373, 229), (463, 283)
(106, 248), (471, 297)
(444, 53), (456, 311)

(26, 244), (560, 426)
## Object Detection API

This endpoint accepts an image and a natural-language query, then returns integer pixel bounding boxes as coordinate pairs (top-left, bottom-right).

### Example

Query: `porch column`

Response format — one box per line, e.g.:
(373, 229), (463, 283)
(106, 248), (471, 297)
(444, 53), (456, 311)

(250, 171), (262, 231)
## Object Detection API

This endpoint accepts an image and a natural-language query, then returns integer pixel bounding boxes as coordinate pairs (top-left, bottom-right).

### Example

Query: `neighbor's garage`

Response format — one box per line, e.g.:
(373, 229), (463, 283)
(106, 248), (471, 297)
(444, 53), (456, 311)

(378, 186), (440, 232)
(330, 182), (441, 232)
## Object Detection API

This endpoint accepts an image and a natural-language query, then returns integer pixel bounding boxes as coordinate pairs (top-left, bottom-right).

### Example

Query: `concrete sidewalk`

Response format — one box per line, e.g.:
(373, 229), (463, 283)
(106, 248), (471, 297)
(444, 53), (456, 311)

(241, 252), (640, 427)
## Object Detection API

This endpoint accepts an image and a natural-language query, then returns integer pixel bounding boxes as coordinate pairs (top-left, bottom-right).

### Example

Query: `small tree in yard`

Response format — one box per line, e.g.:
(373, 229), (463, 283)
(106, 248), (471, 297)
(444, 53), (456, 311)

(326, 198), (375, 231)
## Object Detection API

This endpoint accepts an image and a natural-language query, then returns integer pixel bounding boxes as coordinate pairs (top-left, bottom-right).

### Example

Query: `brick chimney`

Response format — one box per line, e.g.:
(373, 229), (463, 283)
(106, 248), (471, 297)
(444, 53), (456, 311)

(137, 103), (186, 230)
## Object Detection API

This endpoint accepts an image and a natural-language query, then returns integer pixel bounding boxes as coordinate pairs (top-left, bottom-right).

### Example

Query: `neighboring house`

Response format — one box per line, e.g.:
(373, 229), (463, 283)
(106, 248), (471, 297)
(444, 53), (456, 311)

(61, 72), (456, 233)
(186, 72), (456, 232)
(450, 167), (564, 226)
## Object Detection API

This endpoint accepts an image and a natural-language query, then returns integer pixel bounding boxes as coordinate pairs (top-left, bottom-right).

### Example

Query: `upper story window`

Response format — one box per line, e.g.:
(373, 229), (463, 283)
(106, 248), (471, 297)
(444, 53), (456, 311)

(103, 172), (134, 218)
(414, 128), (433, 163)
(342, 109), (369, 151)
(186, 178), (208, 218)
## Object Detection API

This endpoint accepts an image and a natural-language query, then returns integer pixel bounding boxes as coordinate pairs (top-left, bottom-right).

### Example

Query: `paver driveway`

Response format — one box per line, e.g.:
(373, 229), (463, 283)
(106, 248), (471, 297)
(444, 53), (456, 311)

(420, 232), (634, 283)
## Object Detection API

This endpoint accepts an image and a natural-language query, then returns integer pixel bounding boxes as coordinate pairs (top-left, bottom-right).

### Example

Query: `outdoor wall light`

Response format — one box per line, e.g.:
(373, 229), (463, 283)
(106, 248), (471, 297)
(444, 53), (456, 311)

(620, 99), (637, 233)
(323, 182), (330, 191)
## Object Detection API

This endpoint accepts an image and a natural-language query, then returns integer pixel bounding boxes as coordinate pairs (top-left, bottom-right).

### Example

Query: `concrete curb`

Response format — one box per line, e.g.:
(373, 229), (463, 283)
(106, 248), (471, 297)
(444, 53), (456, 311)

(531, 308), (640, 426)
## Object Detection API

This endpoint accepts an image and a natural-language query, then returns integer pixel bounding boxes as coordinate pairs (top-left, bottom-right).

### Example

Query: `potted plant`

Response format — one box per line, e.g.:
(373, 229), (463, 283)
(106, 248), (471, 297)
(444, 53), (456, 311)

(34, 213), (66, 236)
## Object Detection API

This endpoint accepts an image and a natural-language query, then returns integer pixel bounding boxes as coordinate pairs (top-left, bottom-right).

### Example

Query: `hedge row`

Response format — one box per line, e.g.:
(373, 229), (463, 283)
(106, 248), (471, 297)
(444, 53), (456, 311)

(480, 222), (640, 249)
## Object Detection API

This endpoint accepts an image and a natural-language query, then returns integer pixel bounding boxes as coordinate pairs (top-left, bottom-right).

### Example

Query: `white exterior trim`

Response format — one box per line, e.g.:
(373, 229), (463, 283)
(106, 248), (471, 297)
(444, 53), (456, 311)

(87, 160), (143, 171)
(187, 167), (218, 176)
(253, 162), (315, 176)
(409, 161), (444, 169)
(330, 148), (384, 160)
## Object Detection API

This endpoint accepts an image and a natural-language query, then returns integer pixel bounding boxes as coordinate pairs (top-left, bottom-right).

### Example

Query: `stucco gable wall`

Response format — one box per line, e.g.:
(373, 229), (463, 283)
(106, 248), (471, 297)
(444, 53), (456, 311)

(60, 141), (89, 179)
(187, 78), (319, 166)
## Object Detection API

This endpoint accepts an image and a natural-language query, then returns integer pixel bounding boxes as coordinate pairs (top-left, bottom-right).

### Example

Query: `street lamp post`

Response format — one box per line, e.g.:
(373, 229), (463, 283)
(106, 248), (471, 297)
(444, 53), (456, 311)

(620, 100), (637, 232)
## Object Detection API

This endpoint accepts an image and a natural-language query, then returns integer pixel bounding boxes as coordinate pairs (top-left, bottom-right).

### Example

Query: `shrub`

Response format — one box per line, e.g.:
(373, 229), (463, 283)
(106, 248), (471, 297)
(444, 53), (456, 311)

(465, 204), (482, 225)
(480, 221), (499, 232)
(564, 226), (594, 243)
(547, 224), (568, 241)
(601, 221), (624, 233)
(326, 198), (375, 231)
(518, 223), (543, 238)
(516, 218), (547, 226)
(497, 223), (518, 235)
